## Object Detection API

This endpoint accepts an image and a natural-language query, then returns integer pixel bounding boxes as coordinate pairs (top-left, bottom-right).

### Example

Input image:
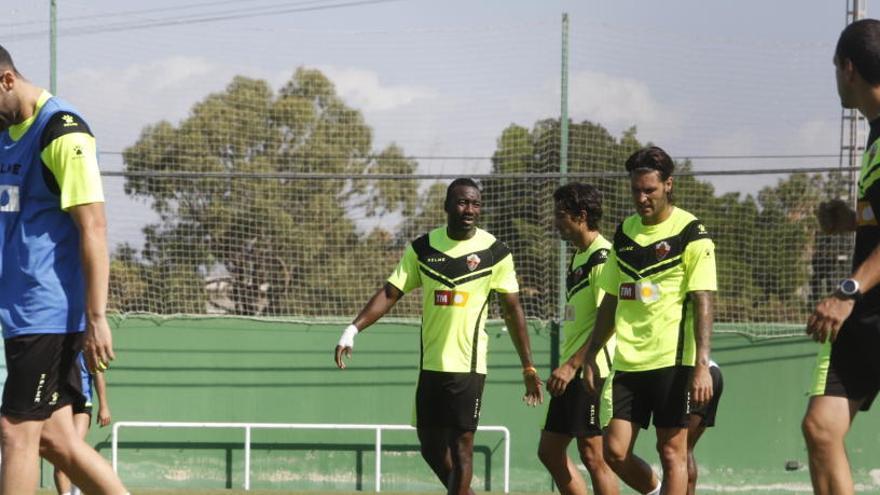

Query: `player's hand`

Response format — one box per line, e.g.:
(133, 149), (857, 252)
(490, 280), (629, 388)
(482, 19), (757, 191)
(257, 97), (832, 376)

(334, 324), (358, 369)
(817, 199), (856, 234)
(334, 345), (353, 369)
(690, 364), (713, 408)
(582, 364), (598, 396)
(97, 406), (112, 427)
(83, 315), (115, 374)
(522, 370), (543, 406)
(546, 362), (577, 397)
(806, 295), (855, 343)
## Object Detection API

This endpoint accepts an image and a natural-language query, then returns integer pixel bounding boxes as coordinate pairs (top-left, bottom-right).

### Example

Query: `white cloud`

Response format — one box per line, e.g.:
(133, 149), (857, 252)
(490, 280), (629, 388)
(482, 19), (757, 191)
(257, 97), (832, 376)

(568, 70), (679, 135)
(319, 66), (437, 112)
(509, 70), (683, 145)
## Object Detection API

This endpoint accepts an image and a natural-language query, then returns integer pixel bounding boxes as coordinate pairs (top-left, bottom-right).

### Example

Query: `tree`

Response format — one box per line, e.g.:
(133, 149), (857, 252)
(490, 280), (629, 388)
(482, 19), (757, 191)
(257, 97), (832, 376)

(484, 118), (840, 325)
(120, 68), (416, 316)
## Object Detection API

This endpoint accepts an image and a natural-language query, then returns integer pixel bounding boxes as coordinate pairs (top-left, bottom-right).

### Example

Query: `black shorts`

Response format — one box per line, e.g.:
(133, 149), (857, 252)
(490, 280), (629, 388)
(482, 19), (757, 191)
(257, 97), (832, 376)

(72, 399), (93, 416)
(415, 370), (486, 431)
(609, 365), (692, 429)
(544, 370), (604, 437)
(690, 366), (723, 427)
(1, 332), (86, 420)
(811, 313), (880, 411)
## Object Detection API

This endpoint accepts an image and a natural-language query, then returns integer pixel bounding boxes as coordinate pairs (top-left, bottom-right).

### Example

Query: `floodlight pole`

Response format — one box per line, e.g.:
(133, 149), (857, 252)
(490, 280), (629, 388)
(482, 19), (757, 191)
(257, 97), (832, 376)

(49, 0), (57, 93)
(553, 13), (570, 370)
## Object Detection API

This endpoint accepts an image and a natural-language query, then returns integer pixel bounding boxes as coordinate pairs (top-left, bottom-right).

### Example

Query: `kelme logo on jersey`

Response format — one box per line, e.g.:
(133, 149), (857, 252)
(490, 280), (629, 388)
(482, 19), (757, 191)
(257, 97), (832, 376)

(466, 253), (481, 271)
(434, 290), (469, 307)
(0, 185), (20, 212)
(655, 240), (671, 261)
(61, 114), (78, 128)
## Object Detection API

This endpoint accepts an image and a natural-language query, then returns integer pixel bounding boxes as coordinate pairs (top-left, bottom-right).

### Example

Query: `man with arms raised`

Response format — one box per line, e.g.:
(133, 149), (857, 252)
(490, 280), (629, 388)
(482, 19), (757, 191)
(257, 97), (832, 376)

(803, 18), (880, 495)
(335, 178), (543, 495)
(539, 182), (618, 495)
(0, 46), (126, 494)
(581, 146), (716, 495)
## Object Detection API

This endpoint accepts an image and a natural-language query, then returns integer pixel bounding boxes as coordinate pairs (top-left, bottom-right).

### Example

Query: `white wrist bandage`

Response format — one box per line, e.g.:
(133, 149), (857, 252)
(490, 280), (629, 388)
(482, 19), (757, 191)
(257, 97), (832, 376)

(338, 324), (358, 348)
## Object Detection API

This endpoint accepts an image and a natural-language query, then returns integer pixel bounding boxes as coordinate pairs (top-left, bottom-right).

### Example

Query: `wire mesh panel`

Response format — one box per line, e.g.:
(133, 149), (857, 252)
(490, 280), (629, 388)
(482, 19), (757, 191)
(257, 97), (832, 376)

(106, 165), (855, 339)
(2, 7), (854, 339)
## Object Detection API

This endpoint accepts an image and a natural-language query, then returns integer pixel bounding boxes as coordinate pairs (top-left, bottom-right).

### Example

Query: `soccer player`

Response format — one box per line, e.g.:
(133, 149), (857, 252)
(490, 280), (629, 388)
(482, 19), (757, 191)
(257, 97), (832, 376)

(540, 183), (618, 495)
(0, 46), (127, 494)
(686, 361), (723, 495)
(54, 353), (113, 495)
(334, 178), (543, 495)
(581, 146), (717, 495)
(803, 19), (880, 495)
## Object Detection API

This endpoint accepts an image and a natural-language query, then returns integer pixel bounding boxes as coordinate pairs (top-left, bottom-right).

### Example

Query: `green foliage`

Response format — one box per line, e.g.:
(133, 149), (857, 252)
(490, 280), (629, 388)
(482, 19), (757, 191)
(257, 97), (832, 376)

(483, 118), (844, 323)
(119, 68), (415, 316)
(113, 72), (848, 326)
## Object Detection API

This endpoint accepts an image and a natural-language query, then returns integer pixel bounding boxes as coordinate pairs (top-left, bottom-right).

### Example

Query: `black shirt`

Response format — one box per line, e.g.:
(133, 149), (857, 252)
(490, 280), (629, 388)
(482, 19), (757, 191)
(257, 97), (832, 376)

(852, 117), (880, 317)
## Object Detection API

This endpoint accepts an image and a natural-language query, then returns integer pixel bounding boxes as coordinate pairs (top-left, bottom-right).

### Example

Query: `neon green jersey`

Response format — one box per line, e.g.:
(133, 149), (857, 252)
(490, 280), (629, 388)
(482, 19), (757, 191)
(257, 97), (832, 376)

(561, 234), (615, 378)
(598, 207), (717, 372)
(387, 226), (519, 374)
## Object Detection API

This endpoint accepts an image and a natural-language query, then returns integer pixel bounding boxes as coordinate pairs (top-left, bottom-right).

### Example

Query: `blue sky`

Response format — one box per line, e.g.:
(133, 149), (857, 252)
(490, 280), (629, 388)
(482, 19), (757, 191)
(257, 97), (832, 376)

(3, 0), (856, 246)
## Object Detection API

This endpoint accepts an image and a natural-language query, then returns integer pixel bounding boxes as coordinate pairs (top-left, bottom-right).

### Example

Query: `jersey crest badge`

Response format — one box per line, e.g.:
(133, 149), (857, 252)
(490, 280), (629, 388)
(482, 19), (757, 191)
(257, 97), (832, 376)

(655, 241), (671, 261)
(466, 253), (481, 271)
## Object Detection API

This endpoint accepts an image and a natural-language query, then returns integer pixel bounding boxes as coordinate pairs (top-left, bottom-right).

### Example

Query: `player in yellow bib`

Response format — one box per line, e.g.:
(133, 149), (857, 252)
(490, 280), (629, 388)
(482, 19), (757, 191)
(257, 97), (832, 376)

(581, 147), (717, 495)
(539, 183), (618, 495)
(335, 178), (543, 495)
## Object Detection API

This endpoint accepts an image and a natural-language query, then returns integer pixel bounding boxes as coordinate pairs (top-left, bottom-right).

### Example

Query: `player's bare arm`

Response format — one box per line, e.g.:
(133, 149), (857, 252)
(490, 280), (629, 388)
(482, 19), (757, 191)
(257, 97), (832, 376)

(817, 199), (858, 234)
(498, 291), (543, 406)
(581, 294), (617, 395)
(69, 202), (115, 374)
(690, 290), (714, 407)
(335, 282), (403, 369)
(807, 243), (880, 343)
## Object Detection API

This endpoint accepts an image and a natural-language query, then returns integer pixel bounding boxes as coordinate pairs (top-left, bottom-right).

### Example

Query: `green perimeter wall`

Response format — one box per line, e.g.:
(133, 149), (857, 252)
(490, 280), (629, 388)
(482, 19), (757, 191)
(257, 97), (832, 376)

(30, 318), (880, 492)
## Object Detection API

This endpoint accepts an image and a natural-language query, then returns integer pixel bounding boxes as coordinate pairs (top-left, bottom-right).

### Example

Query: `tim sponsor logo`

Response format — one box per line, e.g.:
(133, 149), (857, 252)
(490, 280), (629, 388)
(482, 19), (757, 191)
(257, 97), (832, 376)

(619, 283), (637, 300)
(434, 290), (468, 307)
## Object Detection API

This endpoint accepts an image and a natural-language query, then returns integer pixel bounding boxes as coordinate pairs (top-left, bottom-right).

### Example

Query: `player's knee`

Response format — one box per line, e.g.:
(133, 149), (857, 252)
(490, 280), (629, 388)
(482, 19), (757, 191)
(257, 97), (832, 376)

(0, 423), (38, 454)
(39, 434), (73, 465)
(801, 412), (838, 448)
(655, 440), (685, 469)
(578, 442), (606, 473)
(603, 439), (629, 467)
(536, 441), (552, 467)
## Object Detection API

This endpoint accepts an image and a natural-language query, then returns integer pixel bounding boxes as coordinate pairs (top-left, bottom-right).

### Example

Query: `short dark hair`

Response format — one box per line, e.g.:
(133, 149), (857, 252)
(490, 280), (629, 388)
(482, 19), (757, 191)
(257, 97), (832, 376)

(445, 177), (481, 206)
(624, 146), (675, 181)
(0, 45), (19, 74)
(554, 182), (602, 231)
(837, 19), (880, 85)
